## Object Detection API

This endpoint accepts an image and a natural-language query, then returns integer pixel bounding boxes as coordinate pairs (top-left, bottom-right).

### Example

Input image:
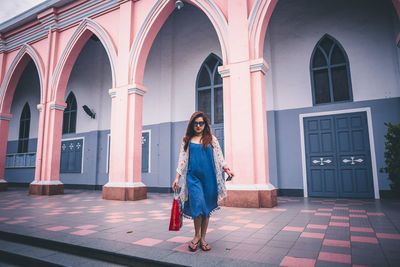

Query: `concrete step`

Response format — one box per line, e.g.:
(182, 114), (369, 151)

(0, 231), (185, 267)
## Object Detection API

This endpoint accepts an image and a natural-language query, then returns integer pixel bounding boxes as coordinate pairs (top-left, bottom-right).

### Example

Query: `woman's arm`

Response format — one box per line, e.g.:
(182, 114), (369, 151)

(172, 173), (181, 190)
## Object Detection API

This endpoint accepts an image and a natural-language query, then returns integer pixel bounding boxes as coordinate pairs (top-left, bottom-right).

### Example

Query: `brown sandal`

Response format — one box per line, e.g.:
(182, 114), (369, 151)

(188, 240), (200, 252)
(200, 242), (211, 251)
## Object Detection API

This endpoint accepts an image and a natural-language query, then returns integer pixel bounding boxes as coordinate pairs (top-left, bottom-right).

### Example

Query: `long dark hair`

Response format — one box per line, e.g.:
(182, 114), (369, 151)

(183, 111), (213, 151)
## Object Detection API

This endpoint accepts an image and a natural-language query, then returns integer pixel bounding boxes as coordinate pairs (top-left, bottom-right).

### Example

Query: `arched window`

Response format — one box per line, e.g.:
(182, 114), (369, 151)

(310, 34), (353, 105)
(196, 53), (223, 124)
(18, 103), (31, 153)
(63, 92), (77, 134)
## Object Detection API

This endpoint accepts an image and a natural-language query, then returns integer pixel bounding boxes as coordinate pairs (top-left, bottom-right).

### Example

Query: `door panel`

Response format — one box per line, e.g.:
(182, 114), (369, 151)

(305, 112), (374, 198)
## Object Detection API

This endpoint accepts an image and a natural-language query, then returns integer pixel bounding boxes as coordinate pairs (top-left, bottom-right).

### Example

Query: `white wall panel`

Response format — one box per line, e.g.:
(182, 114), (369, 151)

(8, 61), (40, 141)
(143, 4), (222, 125)
(65, 38), (112, 132)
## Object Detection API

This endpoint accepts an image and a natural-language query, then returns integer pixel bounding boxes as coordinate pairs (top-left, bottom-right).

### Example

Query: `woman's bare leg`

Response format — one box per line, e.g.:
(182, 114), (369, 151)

(200, 217), (211, 249)
(189, 216), (202, 249)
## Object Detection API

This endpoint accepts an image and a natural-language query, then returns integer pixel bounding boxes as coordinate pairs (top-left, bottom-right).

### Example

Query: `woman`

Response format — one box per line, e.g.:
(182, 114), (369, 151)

(172, 111), (234, 252)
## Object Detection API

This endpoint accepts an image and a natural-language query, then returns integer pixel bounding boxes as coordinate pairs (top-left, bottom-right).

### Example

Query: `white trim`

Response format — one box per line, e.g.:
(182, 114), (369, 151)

(299, 107), (380, 199)
(226, 183), (276, 191)
(218, 69), (230, 78)
(30, 180), (63, 185)
(128, 87), (146, 96)
(250, 62), (268, 74)
(50, 104), (66, 111)
(61, 137), (85, 174)
(103, 182), (146, 188)
(142, 129), (151, 173)
(0, 116), (12, 121)
(0, 179), (7, 183)
(106, 133), (111, 174)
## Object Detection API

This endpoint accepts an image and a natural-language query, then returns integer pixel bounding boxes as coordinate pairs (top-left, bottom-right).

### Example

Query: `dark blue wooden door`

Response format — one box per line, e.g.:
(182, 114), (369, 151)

(212, 124), (224, 153)
(304, 112), (373, 198)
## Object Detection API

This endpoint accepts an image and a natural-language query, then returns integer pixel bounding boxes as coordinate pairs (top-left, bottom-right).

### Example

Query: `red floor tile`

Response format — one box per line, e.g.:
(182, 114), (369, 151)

(349, 209), (366, 213)
(173, 242), (199, 254)
(5, 220), (27, 224)
(322, 239), (351, 248)
(75, 224), (98, 230)
(307, 224), (328, 230)
(244, 223), (265, 229)
(272, 208), (287, 212)
(233, 219), (252, 224)
(133, 238), (163, 247)
(219, 225), (240, 231)
(283, 226), (304, 232)
(349, 214), (368, 218)
(300, 232), (324, 239)
(167, 236), (193, 243)
(280, 256), (316, 267)
(45, 226), (71, 231)
(351, 235), (378, 244)
(350, 227), (374, 233)
(376, 233), (400, 240)
(318, 251), (351, 264)
(105, 219), (124, 223)
(70, 229), (97, 236)
(333, 207), (348, 210)
(301, 210), (316, 213)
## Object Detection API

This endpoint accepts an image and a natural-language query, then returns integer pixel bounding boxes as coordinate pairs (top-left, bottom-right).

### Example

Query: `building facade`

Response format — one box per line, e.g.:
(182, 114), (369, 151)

(0, 0), (399, 206)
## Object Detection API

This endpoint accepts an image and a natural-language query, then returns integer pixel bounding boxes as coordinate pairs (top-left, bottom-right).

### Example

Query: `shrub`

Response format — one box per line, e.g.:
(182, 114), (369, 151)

(380, 122), (400, 195)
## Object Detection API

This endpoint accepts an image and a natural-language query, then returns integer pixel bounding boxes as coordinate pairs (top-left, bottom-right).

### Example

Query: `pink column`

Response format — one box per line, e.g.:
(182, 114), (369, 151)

(218, 0), (277, 208)
(102, 84), (147, 201)
(0, 113), (12, 191)
(102, 1), (147, 201)
(30, 26), (64, 195)
(29, 102), (65, 195)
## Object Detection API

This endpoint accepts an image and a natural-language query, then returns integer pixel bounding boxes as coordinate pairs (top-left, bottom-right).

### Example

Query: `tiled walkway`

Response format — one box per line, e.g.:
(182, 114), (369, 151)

(0, 188), (400, 266)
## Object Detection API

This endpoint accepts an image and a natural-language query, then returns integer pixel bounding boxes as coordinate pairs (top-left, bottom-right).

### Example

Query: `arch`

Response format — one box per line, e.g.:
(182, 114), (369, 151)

(51, 19), (117, 103)
(248, 0), (279, 60)
(310, 34), (353, 105)
(18, 102), (31, 153)
(0, 44), (45, 114)
(129, 0), (228, 85)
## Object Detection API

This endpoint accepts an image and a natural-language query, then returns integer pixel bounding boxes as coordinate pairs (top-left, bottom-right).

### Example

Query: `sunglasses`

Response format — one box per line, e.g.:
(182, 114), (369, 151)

(193, 121), (205, 127)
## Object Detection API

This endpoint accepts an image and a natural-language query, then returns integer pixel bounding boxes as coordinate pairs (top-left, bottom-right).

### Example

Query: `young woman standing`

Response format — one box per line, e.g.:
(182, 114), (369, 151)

(172, 111), (234, 252)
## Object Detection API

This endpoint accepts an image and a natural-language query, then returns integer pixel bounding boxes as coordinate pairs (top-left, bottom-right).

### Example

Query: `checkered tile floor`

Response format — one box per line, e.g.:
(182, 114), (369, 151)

(0, 188), (399, 266)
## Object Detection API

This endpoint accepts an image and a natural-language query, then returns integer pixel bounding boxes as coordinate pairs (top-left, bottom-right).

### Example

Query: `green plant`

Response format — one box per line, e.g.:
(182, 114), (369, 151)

(380, 122), (400, 194)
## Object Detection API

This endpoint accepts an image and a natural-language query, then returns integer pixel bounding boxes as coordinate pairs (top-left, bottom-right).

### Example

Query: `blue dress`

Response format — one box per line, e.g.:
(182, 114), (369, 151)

(183, 142), (219, 219)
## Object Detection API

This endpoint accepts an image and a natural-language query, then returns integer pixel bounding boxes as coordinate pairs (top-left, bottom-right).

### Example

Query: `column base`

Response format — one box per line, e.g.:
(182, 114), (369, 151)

(102, 182), (147, 201)
(29, 181), (64, 195)
(219, 184), (277, 208)
(0, 180), (8, 191)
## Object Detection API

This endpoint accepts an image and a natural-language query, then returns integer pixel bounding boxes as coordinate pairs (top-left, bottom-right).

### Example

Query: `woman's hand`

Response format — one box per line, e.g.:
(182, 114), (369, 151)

(172, 177), (180, 191)
(223, 166), (234, 180)
(226, 169), (234, 178)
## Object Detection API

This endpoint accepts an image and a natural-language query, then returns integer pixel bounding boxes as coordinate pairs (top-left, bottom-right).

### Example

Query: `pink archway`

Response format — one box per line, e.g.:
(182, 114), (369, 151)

(0, 45), (45, 114)
(128, 0), (229, 85)
(248, 0), (279, 60)
(51, 19), (117, 104)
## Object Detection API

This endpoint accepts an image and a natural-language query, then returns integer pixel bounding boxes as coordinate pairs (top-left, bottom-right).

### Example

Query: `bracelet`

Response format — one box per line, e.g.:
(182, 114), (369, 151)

(223, 166), (230, 172)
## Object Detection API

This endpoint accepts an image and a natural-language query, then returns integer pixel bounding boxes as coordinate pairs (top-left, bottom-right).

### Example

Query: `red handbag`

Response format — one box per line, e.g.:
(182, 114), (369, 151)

(169, 190), (183, 231)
